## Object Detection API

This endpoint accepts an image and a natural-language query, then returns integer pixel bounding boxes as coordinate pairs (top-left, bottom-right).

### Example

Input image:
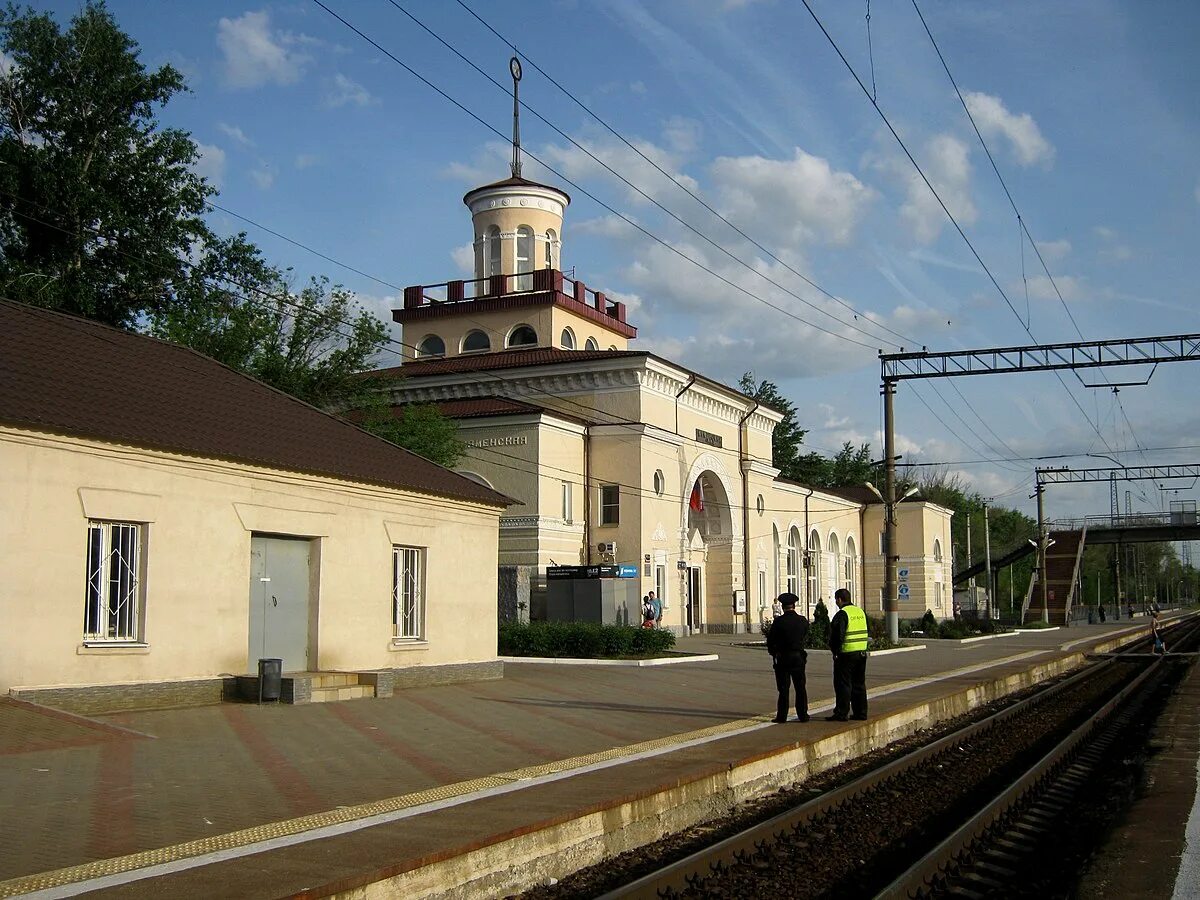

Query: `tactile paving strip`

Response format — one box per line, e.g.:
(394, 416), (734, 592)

(0, 715), (770, 896)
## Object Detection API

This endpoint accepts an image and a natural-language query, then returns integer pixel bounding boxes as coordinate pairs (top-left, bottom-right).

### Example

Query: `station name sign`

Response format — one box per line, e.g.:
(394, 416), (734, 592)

(695, 428), (723, 448)
(547, 565), (638, 580)
(466, 436), (528, 448)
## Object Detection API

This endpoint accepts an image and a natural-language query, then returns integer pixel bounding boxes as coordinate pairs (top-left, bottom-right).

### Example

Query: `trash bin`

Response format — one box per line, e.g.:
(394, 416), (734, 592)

(258, 657), (282, 703)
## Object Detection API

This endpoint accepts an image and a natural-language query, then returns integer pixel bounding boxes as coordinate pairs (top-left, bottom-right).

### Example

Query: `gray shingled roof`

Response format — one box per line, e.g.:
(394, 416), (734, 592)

(0, 300), (511, 507)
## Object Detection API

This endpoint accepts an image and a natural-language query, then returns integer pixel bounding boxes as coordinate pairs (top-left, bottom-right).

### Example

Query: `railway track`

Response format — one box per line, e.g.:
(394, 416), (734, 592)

(577, 617), (1199, 900)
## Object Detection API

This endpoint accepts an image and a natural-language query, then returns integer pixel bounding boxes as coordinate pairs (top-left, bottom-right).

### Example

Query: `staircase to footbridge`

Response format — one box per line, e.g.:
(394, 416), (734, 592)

(954, 511), (1200, 627)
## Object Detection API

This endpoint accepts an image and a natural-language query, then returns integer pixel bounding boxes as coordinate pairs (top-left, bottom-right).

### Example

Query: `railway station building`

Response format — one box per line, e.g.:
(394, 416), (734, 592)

(373, 171), (955, 633)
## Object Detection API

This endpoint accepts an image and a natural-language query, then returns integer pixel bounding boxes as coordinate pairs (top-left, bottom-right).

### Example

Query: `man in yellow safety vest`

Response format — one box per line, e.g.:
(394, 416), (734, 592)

(826, 588), (868, 721)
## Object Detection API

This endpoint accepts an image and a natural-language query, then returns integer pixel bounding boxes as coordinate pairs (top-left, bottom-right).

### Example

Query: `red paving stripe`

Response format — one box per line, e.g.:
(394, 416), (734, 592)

(469, 681), (636, 743)
(321, 703), (460, 784)
(401, 690), (558, 760)
(87, 737), (135, 860)
(221, 705), (322, 816)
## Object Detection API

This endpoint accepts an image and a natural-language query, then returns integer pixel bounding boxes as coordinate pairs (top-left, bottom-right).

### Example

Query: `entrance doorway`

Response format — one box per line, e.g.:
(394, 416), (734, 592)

(686, 566), (703, 633)
(248, 535), (312, 673)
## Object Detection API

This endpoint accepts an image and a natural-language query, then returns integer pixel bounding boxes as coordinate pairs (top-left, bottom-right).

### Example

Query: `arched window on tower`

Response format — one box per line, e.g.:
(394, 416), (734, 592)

(545, 228), (557, 270)
(560, 327), (576, 350)
(462, 330), (490, 353)
(507, 324), (537, 348)
(486, 226), (501, 278)
(585, 337), (599, 351)
(515, 225), (534, 290)
(416, 334), (445, 358)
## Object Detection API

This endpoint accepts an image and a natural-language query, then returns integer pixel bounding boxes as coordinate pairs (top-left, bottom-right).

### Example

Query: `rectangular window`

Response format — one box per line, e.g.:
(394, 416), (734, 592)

(655, 564), (667, 606)
(84, 521), (142, 642)
(600, 484), (620, 525)
(393, 546), (425, 640)
(561, 480), (573, 524)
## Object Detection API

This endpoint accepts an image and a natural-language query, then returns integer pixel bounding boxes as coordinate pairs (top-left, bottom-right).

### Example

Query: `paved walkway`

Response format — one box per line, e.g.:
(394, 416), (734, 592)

(0, 618), (1173, 898)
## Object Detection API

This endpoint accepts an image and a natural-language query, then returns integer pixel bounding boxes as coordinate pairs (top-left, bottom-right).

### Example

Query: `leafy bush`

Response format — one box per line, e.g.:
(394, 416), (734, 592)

(498, 621), (676, 658)
(806, 598), (831, 649)
(920, 609), (940, 638)
(898, 619), (914, 638)
(936, 619), (975, 639)
(866, 616), (900, 650)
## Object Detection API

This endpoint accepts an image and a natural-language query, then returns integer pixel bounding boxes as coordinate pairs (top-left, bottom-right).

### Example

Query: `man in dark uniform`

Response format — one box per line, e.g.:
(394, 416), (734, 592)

(827, 587), (869, 721)
(766, 592), (809, 723)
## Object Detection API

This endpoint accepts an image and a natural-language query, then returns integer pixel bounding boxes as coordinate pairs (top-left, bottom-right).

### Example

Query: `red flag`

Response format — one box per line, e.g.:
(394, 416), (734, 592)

(689, 480), (704, 512)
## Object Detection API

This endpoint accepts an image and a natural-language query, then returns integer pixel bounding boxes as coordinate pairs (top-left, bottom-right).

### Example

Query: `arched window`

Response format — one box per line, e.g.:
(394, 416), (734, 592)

(829, 534), (840, 600)
(560, 327), (576, 350)
(545, 228), (557, 269)
(933, 538), (943, 562)
(807, 530), (821, 610)
(608, 345), (618, 351)
(486, 226), (501, 277)
(461, 330), (490, 353)
(772, 525), (781, 598)
(416, 334), (445, 358)
(515, 225), (534, 290)
(786, 527), (800, 597)
(507, 324), (537, 348)
(585, 337), (599, 351)
(844, 536), (857, 591)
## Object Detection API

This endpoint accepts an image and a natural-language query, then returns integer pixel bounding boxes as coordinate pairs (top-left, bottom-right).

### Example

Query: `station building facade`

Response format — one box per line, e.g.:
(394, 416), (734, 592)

(373, 173), (954, 633)
(0, 300), (511, 700)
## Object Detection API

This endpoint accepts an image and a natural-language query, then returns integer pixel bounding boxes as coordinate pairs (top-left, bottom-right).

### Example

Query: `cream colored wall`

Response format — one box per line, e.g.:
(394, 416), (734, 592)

(471, 205), (564, 278)
(0, 427), (502, 692)
(402, 305), (556, 361)
(860, 502), (955, 618)
(549, 306), (629, 351)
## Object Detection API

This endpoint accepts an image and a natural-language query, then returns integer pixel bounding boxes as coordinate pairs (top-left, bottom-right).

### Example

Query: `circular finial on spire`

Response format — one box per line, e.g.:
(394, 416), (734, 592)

(509, 56), (522, 81)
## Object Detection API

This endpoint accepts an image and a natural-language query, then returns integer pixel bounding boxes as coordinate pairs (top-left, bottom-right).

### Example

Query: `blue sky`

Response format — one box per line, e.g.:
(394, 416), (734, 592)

(37, 0), (1200, 523)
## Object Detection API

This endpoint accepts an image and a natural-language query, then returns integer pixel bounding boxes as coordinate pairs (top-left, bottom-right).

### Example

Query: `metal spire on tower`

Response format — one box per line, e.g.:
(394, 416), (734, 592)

(509, 56), (523, 178)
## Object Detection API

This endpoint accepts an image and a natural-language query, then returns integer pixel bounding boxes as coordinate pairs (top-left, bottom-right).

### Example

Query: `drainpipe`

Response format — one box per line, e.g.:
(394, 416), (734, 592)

(738, 402), (759, 634)
(583, 424), (591, 565)
(803, 487), (814, 616)
(674, 374), (696, 437)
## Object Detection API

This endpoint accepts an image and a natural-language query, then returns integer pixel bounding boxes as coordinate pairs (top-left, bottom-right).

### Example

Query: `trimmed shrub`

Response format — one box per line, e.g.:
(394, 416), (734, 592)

(866, 616), (899, 650)
(498, 621), (676, 658)
(806, 598), (831, 649)
(920, 609), (939, 638)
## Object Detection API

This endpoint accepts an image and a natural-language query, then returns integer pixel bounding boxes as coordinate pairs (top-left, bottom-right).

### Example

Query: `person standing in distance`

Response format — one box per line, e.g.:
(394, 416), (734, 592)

(826, 588), (868, 721)
(648, 590), (662, 628)
(766, 593), (810, 723)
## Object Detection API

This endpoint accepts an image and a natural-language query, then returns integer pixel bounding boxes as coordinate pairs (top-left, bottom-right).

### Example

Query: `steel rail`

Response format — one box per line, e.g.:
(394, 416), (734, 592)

(596, 629), (1159, 900)
(878, 617), (1200, 898)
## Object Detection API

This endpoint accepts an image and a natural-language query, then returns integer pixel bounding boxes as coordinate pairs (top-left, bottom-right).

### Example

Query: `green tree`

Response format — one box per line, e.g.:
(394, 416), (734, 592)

(0, 1), (213, 327)
(740, 372), (808, 476)
(791, 441), (875, 489)
(806, 597), (830, 649)
(355, 392), (466, 469)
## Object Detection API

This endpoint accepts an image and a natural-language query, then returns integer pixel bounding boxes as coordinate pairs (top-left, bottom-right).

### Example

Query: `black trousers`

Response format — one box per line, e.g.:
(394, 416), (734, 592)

(774, 659), (808, 720)
(832, 651), (868, 718)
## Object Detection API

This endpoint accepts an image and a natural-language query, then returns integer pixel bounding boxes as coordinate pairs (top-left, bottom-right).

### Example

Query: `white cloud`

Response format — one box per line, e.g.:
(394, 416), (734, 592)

(963, 91), (1054, 167)
(1023, 274), (1086, 302)
(450, 242), (474, 275)
(250, 167), (275, 190)
(323, 73), (375, 108)
(217, 11), (311, 89)
(710, 148), (874, 248)
(897, 134), (976, 244)
(1093, 226), (1116, 240)
(294, 153), (319, 170)
(573, 215), (640, 240)
(217, 122), (254, 147)
(1093, 225), (1131, 262)
(194, 142), (226, 189)
(1036, 239), (1071, 261)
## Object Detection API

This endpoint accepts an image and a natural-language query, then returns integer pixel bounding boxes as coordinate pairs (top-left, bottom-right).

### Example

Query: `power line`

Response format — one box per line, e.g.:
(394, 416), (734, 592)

(795, 0), (1117, 457)
(310, 0), (882, 351)
(443, 0), (917, 349)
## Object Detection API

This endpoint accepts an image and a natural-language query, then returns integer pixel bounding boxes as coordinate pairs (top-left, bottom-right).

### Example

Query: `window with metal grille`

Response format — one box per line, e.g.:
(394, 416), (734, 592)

(84, 521), (142, 642)
(393, 546), (425, 640)
(600, 484), (619, 525)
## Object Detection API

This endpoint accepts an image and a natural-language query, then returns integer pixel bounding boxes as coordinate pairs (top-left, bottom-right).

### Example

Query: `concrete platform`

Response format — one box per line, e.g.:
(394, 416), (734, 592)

(0, 616), (1181, 899)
